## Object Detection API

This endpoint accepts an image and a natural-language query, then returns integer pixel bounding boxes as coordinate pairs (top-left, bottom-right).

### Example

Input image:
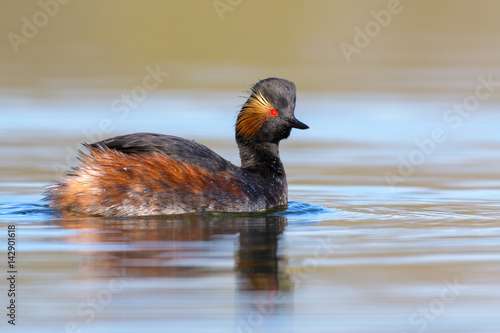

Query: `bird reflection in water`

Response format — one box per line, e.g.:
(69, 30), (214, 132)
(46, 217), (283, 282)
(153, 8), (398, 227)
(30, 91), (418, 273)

(57, 212), (290, 292)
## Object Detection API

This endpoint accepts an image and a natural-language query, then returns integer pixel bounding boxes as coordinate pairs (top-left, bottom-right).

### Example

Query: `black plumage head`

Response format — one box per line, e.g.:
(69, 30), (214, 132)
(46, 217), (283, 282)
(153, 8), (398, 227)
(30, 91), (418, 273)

(236, 78), (308, 143)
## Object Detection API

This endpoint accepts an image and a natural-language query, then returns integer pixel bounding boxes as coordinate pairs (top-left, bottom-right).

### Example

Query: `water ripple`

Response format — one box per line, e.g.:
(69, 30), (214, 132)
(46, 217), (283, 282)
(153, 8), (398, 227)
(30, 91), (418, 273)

(0, 202), (59, 221)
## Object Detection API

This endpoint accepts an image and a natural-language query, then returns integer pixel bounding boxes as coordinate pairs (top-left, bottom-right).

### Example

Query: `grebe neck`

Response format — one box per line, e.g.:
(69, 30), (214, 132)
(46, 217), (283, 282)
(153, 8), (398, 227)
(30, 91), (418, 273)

(237, 140), (284, 174)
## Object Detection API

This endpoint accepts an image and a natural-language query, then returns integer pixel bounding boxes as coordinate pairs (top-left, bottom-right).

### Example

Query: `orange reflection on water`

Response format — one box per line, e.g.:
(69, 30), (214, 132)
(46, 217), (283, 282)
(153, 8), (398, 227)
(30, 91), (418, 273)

(57, 213), (290, 291)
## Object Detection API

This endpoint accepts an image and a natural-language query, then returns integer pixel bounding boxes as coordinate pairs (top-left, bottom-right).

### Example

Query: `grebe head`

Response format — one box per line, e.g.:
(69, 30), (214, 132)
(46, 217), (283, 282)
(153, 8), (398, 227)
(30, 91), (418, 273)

(236, 78), (308, 143)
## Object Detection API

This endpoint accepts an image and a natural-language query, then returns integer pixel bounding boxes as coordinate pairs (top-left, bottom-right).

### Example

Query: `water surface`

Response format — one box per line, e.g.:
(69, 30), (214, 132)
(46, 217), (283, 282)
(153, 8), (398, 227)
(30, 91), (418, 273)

(1, 93), (499, 332)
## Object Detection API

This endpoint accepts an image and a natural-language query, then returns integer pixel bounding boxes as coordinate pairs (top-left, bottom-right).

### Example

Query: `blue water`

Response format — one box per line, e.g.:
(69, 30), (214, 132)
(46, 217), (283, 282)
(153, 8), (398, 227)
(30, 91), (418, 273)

(1, 93), (500, 332)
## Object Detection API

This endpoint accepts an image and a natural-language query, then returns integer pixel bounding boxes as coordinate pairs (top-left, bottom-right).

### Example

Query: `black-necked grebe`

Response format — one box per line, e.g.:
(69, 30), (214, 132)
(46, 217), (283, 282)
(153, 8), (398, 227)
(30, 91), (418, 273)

(46, 78), (309, 216)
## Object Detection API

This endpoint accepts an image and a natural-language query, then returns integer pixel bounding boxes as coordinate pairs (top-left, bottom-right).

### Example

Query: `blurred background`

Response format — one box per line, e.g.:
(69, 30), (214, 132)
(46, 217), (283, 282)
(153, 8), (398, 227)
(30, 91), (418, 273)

(2, 0), (500, 97)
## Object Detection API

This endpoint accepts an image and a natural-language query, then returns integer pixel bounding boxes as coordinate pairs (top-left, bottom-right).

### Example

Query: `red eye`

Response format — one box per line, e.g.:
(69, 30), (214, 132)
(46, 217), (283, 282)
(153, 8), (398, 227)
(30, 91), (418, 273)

(270, 109), (278, 116)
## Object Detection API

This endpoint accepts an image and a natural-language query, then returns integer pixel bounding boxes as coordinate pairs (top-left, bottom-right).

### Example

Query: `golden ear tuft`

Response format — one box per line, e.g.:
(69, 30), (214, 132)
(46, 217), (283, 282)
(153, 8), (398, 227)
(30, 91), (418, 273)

(236, 92), (275, 139)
